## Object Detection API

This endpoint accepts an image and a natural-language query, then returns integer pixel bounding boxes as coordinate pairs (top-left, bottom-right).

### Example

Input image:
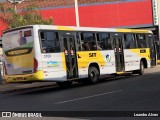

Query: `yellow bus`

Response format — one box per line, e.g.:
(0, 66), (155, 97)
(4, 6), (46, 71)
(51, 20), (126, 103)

(2, 25), (156, 86)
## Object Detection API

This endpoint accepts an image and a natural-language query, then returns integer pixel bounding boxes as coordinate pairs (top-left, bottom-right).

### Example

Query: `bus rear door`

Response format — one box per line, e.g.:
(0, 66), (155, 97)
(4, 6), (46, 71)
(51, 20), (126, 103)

(146, 34), (156, 66)
(60, 32), (78, 79)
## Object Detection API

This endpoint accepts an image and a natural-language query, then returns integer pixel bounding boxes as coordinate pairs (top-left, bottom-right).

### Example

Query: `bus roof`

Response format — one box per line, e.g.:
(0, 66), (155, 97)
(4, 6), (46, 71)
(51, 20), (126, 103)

(3, 25), (152, 34)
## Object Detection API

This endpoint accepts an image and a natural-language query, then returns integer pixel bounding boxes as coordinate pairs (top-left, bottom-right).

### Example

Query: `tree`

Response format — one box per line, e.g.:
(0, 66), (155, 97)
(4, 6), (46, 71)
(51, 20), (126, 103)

(0, 4), (53, 29)
(0, 4), (8, 25)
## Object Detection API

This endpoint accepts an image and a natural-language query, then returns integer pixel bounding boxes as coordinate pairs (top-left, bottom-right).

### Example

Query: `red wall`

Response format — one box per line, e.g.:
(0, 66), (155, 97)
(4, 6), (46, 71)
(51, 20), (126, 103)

(0, 21), (8, 36)
(40, 0), (153, 28)
(79, 0), (153, 27)
(41, 7), (76, 26)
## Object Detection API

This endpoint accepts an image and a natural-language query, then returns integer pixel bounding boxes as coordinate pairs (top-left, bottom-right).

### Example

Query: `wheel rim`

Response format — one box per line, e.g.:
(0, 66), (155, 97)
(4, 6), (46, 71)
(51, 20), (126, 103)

(140, 62), (144, 75)
(142, 65), (144, 70)
(90, 70), (96, 80)
(141, 64), (144, 72)
(141, 64), (144, 70)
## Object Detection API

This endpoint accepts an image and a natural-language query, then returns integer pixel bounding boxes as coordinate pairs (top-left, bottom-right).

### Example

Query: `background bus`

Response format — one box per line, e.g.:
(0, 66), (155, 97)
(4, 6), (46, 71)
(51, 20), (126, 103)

(2, 25), (156, 86)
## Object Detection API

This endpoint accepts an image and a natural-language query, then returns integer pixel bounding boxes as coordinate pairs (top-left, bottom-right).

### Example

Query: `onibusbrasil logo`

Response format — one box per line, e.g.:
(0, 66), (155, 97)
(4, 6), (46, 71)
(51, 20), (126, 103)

(1, 112), (42, 118)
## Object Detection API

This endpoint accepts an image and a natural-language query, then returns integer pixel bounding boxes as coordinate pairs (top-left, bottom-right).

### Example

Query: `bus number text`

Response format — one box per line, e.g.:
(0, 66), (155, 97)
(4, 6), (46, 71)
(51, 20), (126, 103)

(89, 53), (96, 57)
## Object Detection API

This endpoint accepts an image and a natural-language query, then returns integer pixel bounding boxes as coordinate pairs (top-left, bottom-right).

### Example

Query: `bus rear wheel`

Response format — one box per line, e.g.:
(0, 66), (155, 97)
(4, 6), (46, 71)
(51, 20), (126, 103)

(87, 66), (99, 84)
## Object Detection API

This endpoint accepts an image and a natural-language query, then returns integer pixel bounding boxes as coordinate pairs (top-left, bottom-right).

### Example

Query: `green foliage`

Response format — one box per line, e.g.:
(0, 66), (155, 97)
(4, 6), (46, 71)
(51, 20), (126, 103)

(0, 4), (5, 14)
(0, 4), (53, 29)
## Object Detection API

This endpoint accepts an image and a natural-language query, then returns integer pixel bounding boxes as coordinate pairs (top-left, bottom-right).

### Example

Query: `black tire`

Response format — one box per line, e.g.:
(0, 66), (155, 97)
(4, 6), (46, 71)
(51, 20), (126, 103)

(56, 81), (72, 88)
(139, 61), (144, 75)
(132, 70), (138, 74)
(87, 66), (100, 84)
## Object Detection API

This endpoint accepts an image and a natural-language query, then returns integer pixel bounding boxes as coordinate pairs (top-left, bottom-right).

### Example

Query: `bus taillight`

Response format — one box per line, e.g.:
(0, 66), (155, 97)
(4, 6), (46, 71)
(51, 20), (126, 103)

(34, 58), (38, 72)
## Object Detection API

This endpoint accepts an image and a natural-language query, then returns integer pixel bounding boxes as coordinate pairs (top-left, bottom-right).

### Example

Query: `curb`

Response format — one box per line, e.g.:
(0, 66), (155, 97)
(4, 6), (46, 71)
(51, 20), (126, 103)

(0, 82), (57, 93)
(144, 65), (160, 74)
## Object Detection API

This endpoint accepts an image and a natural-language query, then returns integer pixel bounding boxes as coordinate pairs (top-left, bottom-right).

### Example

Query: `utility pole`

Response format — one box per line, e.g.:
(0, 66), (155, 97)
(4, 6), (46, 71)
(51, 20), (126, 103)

(7, 0), (24, 13)
(74, 0), (80, 27)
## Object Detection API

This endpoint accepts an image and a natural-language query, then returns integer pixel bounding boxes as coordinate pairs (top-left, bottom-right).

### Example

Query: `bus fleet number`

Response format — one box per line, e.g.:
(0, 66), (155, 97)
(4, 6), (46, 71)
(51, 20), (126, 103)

(44, 55), (51, 58)
(89, 53), (96, 57)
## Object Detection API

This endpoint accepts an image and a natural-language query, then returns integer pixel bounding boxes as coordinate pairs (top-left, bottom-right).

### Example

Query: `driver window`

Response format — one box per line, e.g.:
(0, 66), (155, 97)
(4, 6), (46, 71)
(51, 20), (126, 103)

(40, 31), (61, 53)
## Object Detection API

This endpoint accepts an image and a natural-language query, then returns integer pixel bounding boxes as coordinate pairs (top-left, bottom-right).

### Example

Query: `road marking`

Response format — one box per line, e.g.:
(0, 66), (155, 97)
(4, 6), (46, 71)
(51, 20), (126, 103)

(54, 90), (123, 105)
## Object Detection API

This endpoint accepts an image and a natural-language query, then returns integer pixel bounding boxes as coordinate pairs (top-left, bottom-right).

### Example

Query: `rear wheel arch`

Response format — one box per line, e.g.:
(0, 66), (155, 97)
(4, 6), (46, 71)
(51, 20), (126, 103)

(87, 63), (100, 84)
(140, 58), (147, 68)
(88, 63), (100, 74)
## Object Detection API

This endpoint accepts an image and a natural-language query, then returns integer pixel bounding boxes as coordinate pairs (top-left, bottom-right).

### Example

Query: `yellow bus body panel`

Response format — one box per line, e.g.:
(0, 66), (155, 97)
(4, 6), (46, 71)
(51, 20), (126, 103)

(4, 49), (34, 68)
(77, 51), (106, 68)
(4, 70), (44, 83)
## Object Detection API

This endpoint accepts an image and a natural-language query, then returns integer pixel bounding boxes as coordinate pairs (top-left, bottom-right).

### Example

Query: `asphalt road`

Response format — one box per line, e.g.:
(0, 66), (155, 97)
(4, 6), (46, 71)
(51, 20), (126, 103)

(0, 72), (160, 119)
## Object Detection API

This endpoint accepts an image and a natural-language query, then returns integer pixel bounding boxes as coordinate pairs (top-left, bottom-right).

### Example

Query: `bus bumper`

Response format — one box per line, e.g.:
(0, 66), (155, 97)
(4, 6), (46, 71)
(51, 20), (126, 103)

(4, 70), (44, 83)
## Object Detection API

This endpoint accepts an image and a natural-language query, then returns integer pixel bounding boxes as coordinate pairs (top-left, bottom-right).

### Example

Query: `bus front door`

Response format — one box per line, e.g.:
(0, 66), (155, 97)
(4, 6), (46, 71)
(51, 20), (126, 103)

(62, 36), (78, 79)
(146, 34), (156, 66)
(112, 35), (125, 72)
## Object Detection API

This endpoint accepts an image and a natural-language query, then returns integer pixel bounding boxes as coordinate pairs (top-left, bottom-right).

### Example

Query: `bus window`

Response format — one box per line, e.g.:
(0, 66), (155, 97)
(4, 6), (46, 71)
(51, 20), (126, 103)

(124, 34), (136, 49)
(154, 35), (160, 60)
(155, 41), (160, 59)
(81, 32), (96, 51)
(136, 34), (147, 48)
(40, 31), (60, 53)
(76, 32), (82, 51)
(97, 33), (112, 50)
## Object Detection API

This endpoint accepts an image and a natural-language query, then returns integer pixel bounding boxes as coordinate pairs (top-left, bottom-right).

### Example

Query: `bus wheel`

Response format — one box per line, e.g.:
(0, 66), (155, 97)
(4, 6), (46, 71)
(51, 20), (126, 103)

(139, 61), (144, 75)
(87, 66), (99, 84)
(56, 81), (72, 88)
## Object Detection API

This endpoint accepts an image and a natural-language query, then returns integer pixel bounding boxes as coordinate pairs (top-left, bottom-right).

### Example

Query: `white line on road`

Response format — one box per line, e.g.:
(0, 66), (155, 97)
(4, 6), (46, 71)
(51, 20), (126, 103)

(54, 90), (123, 105)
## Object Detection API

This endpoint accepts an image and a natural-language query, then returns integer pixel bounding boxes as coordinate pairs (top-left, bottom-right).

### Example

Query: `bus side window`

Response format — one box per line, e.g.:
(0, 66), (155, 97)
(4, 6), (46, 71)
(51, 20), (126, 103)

(40, 31), (60, 53)
(124, 34), (136, 49)
(97, 33), (112, 50)
(155, 41), (160, 59)
(54, 32), (61, 52)
(82, 42), (90, 50)
(136, 34), (147, 48)
(81, 32), (96, 51)
(76, 32), (82, 51)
